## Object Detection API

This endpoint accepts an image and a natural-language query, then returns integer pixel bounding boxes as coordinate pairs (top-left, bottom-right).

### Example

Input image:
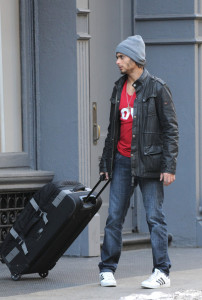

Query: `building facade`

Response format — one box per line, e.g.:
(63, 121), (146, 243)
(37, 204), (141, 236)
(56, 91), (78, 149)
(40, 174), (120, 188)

(0, 0), (202, 256)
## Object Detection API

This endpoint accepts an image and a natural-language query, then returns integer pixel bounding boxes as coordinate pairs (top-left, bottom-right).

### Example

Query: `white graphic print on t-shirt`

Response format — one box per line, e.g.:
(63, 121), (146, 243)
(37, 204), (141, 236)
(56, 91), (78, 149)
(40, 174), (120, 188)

(120, 107), (134, 120)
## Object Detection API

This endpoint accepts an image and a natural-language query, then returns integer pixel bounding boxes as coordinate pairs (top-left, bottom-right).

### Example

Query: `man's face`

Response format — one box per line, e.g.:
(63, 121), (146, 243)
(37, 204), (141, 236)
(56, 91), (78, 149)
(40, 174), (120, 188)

(116, 53), (136, 74)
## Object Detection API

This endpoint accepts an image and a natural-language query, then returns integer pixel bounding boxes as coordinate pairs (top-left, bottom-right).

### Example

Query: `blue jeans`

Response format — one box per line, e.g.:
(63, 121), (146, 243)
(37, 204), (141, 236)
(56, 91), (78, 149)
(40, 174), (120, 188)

(99, 152), (171, 275)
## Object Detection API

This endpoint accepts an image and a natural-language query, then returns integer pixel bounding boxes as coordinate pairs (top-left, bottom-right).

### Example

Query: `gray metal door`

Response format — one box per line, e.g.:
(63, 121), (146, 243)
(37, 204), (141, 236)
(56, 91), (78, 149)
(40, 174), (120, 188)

(89, 0), (135, 233)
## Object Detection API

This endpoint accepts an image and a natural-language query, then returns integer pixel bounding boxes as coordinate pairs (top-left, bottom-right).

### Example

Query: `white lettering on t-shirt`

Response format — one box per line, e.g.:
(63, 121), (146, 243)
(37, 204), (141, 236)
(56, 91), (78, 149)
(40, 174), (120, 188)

(120, 107), (134, 120)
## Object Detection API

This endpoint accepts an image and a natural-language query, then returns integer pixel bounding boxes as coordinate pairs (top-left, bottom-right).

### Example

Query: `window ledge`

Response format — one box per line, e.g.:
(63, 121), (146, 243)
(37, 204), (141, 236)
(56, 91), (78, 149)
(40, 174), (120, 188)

(0, 168), (54, 191)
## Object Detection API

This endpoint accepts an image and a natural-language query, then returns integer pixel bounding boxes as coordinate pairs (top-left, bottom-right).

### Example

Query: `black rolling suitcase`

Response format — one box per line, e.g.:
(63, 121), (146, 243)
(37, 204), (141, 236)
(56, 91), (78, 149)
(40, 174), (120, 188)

(0, 177), (110, 280)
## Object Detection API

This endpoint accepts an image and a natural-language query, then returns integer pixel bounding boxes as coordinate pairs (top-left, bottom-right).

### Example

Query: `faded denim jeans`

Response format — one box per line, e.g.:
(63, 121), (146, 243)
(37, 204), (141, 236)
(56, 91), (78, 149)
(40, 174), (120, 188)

(99, 152), (171, 275)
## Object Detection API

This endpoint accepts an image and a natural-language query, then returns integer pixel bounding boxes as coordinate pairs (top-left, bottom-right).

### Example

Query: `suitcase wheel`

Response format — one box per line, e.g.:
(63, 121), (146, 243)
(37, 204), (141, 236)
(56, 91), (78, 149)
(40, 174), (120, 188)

(39, 271), (49, 278)
(11, 273), (21, 281)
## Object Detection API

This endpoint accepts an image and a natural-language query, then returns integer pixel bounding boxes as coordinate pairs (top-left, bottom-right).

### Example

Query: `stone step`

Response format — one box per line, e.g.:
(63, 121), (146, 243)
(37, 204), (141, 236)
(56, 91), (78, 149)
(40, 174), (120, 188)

(100, 232), (173, 251)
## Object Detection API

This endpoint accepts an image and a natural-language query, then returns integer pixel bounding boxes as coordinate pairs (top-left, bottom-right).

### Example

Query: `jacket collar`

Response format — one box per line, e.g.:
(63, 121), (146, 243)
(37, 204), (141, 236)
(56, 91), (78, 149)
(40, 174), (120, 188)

(115, 68), (149, 91)
(115, 74), (127, 89)
(133, 68), (148, 92)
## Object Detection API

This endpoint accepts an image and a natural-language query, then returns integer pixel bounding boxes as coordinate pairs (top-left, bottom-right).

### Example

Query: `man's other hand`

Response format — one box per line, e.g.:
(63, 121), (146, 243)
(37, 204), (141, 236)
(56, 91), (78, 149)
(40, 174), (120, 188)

(160, 173), (175, 186)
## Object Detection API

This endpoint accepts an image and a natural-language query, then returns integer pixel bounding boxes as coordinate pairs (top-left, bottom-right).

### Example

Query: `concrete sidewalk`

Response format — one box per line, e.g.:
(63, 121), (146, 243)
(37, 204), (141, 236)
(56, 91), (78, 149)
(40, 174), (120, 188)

(1, 247), (202, 299)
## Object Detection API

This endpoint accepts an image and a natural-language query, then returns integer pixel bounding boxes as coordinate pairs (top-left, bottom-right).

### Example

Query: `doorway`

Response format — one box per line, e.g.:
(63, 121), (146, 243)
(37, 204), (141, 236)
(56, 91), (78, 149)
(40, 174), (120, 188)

(89, 0), (137, 234)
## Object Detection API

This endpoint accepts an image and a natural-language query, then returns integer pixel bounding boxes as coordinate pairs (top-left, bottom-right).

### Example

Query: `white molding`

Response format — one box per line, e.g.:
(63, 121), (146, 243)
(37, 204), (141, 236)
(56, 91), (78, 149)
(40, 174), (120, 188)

(77, 5), (90, 187)
(77, 8), (90, 15)
(77, 39), (90, 187)
(196, 43), (202, 216)
(77, 33), (91, 40)
(0, 11), (5, 152)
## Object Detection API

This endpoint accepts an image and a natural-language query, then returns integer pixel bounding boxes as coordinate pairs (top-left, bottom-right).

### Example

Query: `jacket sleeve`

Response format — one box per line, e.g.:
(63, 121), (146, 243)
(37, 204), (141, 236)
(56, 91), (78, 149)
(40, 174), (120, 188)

(155, 82), (179, 174)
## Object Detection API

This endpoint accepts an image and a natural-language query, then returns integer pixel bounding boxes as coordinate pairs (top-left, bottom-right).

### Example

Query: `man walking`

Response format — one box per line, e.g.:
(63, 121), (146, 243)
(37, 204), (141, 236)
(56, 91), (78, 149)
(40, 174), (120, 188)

(99, 35), (178, 289)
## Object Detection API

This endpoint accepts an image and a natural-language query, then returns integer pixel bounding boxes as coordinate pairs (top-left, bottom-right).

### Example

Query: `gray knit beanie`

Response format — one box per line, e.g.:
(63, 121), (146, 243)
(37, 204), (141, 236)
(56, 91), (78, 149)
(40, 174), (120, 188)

(116, 35), (146, 65)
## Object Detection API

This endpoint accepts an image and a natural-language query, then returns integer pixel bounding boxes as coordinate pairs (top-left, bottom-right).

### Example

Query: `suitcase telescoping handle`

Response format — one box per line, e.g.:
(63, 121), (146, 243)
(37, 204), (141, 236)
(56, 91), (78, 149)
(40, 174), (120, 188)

(83, 174), (111, 203)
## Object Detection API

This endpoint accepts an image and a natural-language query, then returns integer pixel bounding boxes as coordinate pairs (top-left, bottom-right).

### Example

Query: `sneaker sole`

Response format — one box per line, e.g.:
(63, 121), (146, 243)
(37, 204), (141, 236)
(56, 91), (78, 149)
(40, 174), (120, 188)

(100, 282), (117, 287)
(141, 283), (170, 289)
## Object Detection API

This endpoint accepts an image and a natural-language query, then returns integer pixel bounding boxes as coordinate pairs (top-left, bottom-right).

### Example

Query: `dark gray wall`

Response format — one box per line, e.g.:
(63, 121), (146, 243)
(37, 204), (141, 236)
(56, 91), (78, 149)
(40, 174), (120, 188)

(37, 0), (79, 182)
(145, 43), (196, 245)
(134, 0), (200, 246)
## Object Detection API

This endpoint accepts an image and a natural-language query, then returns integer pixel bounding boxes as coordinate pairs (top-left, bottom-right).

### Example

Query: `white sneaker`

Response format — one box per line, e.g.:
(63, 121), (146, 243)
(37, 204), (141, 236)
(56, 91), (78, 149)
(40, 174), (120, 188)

(141, 268), (170, 289)
(99, 272), (117, 287)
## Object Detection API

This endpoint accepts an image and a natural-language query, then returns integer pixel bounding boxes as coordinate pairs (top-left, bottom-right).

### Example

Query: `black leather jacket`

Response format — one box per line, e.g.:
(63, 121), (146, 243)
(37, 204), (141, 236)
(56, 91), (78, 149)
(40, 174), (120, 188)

(99, 68), (179, 179)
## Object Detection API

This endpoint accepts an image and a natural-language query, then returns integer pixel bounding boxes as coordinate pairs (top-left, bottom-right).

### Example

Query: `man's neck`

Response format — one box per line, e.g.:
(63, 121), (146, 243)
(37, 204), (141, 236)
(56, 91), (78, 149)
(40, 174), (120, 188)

(127, 68), (144, 85)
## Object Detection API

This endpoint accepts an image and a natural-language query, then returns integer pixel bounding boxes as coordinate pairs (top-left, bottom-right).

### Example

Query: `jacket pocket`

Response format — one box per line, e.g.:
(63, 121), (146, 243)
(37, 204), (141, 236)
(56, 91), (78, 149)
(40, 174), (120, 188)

(143, 145), (162, 172)
(144, 145), (162, 155)
(143, 96), (157, 117)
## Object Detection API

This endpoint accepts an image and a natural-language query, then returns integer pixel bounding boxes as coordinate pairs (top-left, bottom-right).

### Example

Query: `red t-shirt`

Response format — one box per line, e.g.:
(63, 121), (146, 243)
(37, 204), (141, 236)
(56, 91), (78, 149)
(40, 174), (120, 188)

(117, 81), (136, 157)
